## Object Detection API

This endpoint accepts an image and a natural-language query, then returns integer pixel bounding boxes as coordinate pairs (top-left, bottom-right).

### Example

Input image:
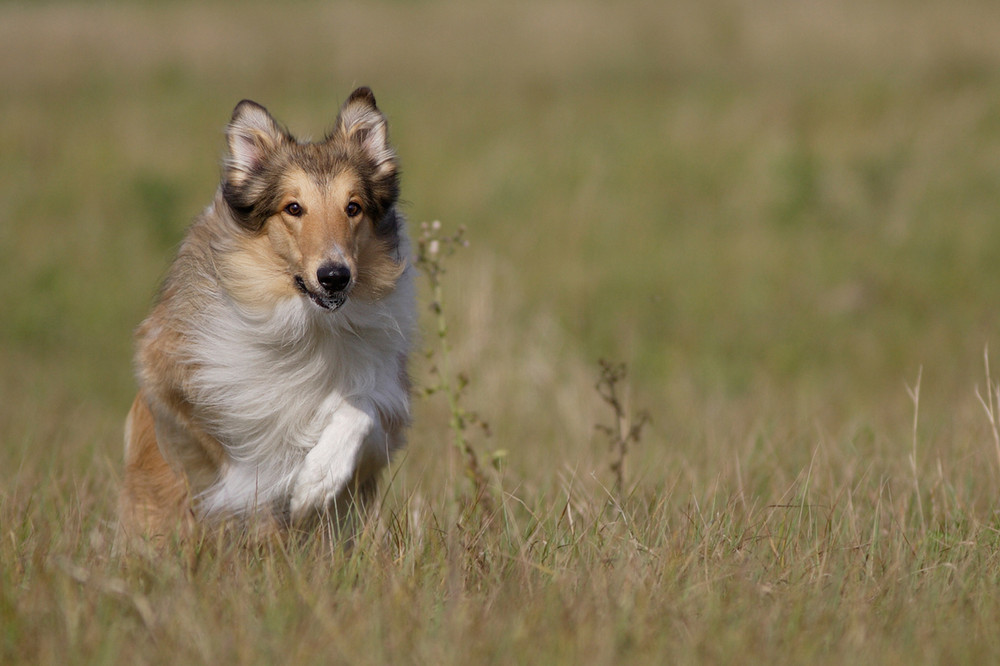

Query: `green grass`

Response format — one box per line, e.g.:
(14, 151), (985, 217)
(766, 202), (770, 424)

(4, 0), (1000, 662)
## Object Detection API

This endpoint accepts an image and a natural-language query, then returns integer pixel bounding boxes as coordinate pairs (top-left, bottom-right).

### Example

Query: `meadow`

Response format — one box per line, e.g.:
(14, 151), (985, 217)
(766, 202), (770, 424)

(3, 0), (1000, 662)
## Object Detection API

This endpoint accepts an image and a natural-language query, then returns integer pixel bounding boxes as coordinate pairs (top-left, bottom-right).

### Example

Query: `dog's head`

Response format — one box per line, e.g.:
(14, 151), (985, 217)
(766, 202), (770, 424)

(218, 87), (404, 312)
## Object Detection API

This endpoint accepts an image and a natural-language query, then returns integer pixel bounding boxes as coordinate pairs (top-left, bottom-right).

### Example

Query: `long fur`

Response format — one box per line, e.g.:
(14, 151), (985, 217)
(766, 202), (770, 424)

(120, 88), (415, 538)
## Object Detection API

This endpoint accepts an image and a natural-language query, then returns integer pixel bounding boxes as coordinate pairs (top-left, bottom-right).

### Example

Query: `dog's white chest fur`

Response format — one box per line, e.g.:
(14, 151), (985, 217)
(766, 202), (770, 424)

(188, 274), (414, 520)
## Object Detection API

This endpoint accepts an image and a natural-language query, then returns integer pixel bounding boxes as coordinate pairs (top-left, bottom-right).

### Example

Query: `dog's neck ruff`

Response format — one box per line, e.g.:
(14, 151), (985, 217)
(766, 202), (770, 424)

(188, 261), (415, 520)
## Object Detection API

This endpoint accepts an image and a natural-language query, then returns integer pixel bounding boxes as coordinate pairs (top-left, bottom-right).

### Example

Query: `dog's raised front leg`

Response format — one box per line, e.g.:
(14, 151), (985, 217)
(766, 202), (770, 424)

(289, 399), (379, 525)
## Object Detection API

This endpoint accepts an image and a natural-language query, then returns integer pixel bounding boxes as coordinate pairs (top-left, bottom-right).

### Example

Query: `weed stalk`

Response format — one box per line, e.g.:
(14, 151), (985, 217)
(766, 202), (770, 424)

(595, 359), (650, 493)
(414, 221), (490, 497)
(975, 347), (1000, 478)
(906, 366), (925, 535)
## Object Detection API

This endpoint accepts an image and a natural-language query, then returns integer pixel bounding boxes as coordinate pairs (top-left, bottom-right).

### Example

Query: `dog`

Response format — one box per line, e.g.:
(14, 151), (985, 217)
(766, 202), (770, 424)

(119, 87), (415, 539)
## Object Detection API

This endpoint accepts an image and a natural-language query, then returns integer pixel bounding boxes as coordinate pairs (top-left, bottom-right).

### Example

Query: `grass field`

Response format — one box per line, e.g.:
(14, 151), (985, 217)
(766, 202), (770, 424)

(4, 0), (1000, 662)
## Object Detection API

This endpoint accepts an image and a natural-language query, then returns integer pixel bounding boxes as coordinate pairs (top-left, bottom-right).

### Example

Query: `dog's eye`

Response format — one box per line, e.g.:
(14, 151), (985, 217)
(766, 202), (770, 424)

(284, 202), (303, 217)
(345, 202), (362, 218)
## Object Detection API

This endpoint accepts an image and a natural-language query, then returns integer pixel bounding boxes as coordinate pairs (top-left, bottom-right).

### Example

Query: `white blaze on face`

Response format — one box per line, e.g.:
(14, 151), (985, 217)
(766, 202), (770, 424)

(273, 169), (362, 298)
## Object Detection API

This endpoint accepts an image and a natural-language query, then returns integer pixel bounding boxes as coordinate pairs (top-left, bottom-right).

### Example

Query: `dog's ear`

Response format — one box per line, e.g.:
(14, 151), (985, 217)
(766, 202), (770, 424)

(330, 87), (396, 177)
(225, 100), (286, 188)
(222, 101), (291, 230)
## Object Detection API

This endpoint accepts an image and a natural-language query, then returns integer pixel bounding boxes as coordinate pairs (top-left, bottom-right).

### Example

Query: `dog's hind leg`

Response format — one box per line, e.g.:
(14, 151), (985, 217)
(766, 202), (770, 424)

(119, 392), (194, 541)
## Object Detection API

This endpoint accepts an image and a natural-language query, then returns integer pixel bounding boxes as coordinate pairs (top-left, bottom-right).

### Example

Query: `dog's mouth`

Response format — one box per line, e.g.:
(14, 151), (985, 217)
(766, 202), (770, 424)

(294, 276), (346, 311)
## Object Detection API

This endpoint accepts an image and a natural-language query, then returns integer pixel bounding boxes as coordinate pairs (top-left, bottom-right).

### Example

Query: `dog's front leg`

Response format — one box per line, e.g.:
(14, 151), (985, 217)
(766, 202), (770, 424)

(289, 399), (377, 525)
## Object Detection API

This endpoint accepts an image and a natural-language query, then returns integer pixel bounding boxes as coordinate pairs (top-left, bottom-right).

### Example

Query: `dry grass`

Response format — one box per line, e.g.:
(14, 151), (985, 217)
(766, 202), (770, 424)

(4, 0), (1000, 663)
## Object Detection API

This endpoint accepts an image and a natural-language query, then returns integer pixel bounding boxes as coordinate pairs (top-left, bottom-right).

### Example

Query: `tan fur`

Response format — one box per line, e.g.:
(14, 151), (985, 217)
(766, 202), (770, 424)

(355, 220), (408, 301)
(119, 392), (195, 540)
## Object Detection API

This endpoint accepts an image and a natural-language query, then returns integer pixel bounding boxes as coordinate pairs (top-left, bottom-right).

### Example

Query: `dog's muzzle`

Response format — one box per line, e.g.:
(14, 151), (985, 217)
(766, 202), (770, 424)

(294, 263), (351, 311)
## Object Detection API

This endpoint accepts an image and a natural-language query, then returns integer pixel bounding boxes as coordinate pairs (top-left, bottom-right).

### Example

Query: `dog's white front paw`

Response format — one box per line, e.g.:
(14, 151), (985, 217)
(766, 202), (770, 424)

(289, 465), (341, 524)
(290, 400), (375, 525)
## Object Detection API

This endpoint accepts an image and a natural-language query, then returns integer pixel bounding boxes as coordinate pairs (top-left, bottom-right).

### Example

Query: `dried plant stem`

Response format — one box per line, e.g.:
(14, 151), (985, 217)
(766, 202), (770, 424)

(415, 221), (488, 495)
(975, 347), (1000, 478)
(906, 366), (925, 535)
(432, 267), (482, 486)
(595, 359), (650, 492)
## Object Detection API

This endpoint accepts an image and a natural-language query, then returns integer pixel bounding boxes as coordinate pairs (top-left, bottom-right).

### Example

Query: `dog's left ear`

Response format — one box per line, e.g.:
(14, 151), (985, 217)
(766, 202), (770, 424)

(330, 87), (396, 177)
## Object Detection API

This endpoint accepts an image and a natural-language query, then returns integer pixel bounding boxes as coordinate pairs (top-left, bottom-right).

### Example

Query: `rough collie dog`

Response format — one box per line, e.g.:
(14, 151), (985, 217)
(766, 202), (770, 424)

(119, 87), (415, 538)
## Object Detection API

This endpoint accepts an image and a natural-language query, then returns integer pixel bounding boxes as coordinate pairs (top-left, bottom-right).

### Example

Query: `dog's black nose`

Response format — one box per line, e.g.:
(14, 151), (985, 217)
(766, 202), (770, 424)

(316, 262), (352, 294)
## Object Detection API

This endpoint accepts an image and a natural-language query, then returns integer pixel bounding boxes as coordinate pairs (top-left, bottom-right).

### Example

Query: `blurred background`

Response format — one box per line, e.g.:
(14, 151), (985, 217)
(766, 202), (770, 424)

(2, 0), (1000, 499)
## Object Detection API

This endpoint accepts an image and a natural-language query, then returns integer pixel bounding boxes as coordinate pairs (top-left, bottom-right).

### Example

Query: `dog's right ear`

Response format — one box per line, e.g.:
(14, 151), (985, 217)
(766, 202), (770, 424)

(224, 100), (286, 189)
(223, 101), (289, 230)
